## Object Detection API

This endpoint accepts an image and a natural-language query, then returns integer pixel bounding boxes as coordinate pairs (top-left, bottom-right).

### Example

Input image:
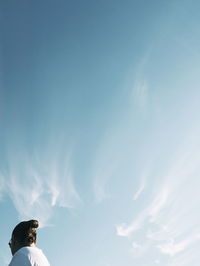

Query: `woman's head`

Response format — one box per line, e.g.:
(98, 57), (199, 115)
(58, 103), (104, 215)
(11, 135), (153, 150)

(9, 220), (39, 255)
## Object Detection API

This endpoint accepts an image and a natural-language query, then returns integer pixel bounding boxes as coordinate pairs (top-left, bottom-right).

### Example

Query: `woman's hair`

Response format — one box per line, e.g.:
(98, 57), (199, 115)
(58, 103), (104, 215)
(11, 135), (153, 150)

(12, 220), (39, 244)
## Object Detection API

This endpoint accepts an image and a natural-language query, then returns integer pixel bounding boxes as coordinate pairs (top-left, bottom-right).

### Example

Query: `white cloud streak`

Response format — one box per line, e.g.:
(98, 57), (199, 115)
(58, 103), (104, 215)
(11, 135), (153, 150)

(116, 129), (200, 264)
(116, 206), (148, 237)
(0, 146), (82, 226)
(133, 177), (146, 200)
(157, 236), (195, 256)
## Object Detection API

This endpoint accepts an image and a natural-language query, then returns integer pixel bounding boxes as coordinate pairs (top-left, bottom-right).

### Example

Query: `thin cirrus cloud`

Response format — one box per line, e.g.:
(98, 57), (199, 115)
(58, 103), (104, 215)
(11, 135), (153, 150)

(116, 85), (200, 265)
(116, 131), (200, 264)
(130, 52), (150, 113)
(133, 177), (146, 201)
(157, 235), (198, 256)
(0, 146), (81, 226)
(92, 59), (150, 203)
(116, 184), (171, 237)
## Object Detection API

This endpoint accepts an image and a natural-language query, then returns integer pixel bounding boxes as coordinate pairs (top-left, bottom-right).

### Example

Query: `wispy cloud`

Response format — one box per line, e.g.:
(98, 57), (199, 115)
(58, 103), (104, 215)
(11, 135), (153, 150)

(116, 130), (200, 264)
(116, 206), (148, 237)
(148, 185), (170, 222)
(157, 236), (195, 256)
(0, 145), (82, 226)
(116, 182), (171, 237)
(130, 53), (151, 113)
(133, 177), (146, 200)
(92, 54), (152, 204)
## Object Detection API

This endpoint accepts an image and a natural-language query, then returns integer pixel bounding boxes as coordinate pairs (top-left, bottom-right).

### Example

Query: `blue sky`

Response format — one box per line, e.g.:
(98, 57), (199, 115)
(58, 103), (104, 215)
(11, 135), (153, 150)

(1, 0), (200, 265)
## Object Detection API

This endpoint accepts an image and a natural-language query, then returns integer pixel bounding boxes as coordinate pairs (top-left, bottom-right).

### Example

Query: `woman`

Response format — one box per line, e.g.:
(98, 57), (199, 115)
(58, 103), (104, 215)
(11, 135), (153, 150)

(8, 219), (50, 266)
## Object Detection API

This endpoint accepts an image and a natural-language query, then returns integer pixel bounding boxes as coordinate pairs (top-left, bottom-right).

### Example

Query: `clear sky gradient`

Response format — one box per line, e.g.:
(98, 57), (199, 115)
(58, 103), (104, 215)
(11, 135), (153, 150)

(1, 0), (200, 266)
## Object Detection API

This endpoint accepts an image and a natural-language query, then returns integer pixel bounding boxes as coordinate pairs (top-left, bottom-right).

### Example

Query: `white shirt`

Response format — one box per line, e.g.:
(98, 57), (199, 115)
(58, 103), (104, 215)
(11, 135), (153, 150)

(8, 246), (50, 266)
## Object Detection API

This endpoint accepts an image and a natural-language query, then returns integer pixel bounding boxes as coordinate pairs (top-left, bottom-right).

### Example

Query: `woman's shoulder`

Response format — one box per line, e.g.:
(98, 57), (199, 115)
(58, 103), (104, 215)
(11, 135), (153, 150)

(8, 248), (30, 266)
(23, 246), (50, 266)
(9, 246), (50, 266)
